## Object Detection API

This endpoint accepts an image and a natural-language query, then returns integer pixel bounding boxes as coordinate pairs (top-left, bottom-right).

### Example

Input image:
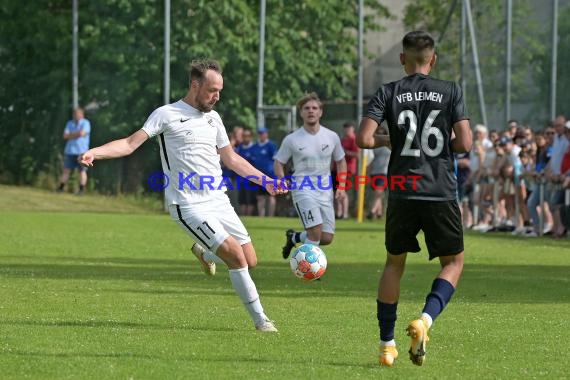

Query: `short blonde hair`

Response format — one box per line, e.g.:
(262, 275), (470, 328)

(297, 92), (323, 111)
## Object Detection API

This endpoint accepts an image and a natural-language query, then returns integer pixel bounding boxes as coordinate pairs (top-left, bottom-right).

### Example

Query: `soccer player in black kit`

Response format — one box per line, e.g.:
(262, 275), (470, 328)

(356, 31), (472, 367)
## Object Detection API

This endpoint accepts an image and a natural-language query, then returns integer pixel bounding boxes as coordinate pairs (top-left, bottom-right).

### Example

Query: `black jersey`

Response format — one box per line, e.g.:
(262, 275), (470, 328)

(364, 73), (469, 201)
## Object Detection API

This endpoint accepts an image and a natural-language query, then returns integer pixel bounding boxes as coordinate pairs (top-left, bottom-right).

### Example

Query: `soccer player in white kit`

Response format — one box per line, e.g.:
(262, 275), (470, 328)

(78, 59), (286, 332)
(274, 92), (347, 259)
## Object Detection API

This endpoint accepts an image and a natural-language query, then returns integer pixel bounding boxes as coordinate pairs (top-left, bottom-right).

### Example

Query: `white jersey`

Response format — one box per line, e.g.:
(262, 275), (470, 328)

(275, 125), (344, 199)
(142, 100), (230, 205)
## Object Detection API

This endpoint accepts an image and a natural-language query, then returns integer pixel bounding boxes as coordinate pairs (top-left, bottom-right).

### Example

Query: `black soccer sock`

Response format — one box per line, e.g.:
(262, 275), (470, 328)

(79, 184), (85, 191)
(422, 278), (455, 322)
(293, 232), (302, 244)
(58, 183), (65, 191)
(377, 300), (397, 342)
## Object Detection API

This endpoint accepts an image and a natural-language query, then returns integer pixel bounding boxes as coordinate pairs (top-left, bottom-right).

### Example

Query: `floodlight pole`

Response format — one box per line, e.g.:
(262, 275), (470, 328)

(256, 0), (267, 129)
(356, 0), (366, 223)
(505, 0), (512, 123)
(463, 0), (487, 126)
(356, 0), (363, 127)
(164, 0), (170, 105)
(72, 0), (79, 108)
(460, 1), (466, 100)
(162, 0), (171, 212)
(550, 0), (558, 120)
(461, 1), (482, 224)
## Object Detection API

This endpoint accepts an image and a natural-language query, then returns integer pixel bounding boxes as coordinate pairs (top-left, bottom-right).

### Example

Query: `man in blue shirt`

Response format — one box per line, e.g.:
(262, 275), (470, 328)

(236, 128), (258, 215)
(253, 127), (278, 217)
(57, 108), (91, 194)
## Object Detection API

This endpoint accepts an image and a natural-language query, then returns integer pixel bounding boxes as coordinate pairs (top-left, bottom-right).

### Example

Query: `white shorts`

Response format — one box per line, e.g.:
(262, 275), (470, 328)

(292, 191), (335, 234)
(169, 195), (250, 252)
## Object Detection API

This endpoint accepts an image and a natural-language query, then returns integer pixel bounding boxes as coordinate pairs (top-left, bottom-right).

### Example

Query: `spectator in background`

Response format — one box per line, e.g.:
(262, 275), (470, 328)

(230, 125), (244, 148)
(544, 116), (569, 238)
(222, 125), (244, 212)
(554, 121), (570, 237)
(57, 107), (91, 195)
(562, 125), (570, 235)
(562, 171), (570, 235)
(513, 127), (526, 147)
(336, 122), (359, 219)
(496, 136), (530, 235)
(507, 119), (519, 137)
(236, 127), (257, 216)
(523, 126), (537, 155)
(455, 150), (472, 228)
(366, 127), (391, 220)
(253, 127), (278, 217)
(524, 127), (555, 236)
(560, 124), (570, 176)
(489, 129), (500, 145)
(469, 124), (495, 230)
(487, 137), (509, 227)
(492, 136), (518, 229)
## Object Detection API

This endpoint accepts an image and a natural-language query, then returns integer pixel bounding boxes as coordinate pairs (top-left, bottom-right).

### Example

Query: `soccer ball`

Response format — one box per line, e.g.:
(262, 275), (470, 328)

(290, 244), (327, 281)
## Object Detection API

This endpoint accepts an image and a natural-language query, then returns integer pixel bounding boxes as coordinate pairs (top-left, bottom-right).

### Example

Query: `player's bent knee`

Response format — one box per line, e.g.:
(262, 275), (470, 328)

(319, 233), (334, 245)
(245, 252), (257, 269)
(216, 237), (248, 269)
(440, 252), (464, 271)
(241, 243), (258, 269)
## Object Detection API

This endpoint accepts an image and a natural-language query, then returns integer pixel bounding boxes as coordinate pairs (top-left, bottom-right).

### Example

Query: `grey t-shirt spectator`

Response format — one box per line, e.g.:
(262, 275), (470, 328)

(368, 147), (391, 175)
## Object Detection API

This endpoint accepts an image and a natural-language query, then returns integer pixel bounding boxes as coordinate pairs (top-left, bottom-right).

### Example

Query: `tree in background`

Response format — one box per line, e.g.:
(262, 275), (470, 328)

(0, 1), (71, 185)
(403, 0), (548, 129)
(534, 3), (570, 119)
(0, 0), (390, 193)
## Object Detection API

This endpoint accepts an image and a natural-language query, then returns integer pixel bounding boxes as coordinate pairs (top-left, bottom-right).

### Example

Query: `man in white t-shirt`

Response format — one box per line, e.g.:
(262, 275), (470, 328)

(274, 92), (347, 259)
(78, 59), (286, 332)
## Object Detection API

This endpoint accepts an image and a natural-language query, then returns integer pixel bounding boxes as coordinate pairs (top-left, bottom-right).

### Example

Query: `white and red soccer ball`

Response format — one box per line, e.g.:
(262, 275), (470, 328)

(290, 244), (327, 281)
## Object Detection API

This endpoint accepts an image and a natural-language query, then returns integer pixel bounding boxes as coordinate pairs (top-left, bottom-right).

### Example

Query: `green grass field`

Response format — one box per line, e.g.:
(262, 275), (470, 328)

(0, 186), (569, 379)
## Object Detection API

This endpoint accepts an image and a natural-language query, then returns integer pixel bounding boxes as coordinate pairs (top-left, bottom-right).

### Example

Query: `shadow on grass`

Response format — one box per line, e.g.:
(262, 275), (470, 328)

(464, 229), (570, 244)
(1, 349), (378, 371)
(0, 255), (568, 303)
(244, 223), (385, 233)
(2, 350), (158, 360)
(0, 318), (236, 332)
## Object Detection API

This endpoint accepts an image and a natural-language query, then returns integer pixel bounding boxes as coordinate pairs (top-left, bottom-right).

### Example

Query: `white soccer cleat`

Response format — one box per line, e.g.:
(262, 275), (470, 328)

(255, 319), (278, 332)
(471, 223), (490, 231)
(191, 243), (216, 276)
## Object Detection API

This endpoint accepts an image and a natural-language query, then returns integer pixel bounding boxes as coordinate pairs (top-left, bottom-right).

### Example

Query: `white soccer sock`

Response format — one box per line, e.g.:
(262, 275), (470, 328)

(421, 312), (433, 329)
(228, 267), (267, 325)
(202, 250), (225, 264)
(305, 238), (320, 246)
(380, 339), (396, 347)
(296, 231), (307, 244)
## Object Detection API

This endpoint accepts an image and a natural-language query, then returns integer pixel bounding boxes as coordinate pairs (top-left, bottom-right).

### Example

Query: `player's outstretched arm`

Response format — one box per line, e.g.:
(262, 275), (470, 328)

(274, 160), (286, 180)
(451, 120), (472, 153)
(356, 117), (391, 149)
(334, 158), (348, 200)
(219, 145), (287, 195)
(79, 129), (149, 167)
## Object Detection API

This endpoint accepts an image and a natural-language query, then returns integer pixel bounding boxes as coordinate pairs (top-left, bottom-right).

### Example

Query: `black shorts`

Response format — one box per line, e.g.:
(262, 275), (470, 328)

(238, 185), (257, 206)
(385, 198), (464, 260)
